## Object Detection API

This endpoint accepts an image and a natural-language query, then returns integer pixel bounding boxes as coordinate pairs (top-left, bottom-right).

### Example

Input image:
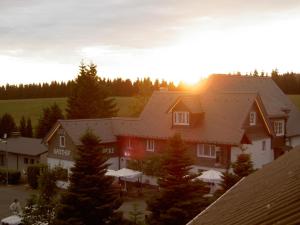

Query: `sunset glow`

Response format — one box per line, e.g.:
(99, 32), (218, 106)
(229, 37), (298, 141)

(1, 1), (300, 85)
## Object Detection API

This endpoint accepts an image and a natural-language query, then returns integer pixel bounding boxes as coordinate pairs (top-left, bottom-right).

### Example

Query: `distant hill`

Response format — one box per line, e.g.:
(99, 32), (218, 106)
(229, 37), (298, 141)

(0, 95), (299, 133)
(0, 97), (137, 130)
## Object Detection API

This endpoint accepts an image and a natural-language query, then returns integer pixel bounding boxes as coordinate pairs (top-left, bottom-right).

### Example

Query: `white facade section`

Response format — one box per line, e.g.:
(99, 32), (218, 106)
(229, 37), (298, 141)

(47, 157), (74, 173)
(47, 156), (119, 171)
(290, 136), (300, 148)
(231, 138), (273, 169)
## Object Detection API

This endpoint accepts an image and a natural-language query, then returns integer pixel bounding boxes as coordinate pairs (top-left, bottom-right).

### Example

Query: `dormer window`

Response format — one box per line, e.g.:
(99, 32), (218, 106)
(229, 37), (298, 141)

(59, 135), (65, 148)
(273, 120), (285, 136)
(146, 139), (155, 152)
(127, 138), (132, 149)
(249, 112), (256, 126)
(173, 111), (190, 125)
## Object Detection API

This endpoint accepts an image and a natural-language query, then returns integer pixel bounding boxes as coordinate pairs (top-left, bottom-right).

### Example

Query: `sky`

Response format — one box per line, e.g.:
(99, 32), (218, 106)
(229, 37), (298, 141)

(1, 0), (300, 85)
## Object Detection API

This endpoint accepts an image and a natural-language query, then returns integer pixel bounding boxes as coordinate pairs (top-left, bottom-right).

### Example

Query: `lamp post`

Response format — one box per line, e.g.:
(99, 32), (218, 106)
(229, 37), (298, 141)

(0, 133), (8, 185)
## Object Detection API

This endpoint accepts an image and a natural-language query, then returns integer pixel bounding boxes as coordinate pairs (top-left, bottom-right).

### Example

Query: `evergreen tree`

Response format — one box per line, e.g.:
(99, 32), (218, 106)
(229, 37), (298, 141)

(0, 113), (17, 138)
(19, 116), (26, 137)
(36, 103), (64, 138)
(53, 130), (123, 225)
(26, 118), (33, 137)
(147, 134), (209, 225)
(220, 153), (254, 192)
(232, 153), (254, 178)
(66, 63), (118, 119)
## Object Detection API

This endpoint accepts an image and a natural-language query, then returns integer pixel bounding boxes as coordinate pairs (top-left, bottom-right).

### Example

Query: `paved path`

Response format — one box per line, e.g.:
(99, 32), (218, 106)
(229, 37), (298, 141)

(0, 185), (148, 221)
(0, 185), (35, 219)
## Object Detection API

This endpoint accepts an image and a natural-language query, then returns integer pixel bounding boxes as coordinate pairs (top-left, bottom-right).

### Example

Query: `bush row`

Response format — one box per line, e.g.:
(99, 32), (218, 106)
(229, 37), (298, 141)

(0, 168), (21, 184)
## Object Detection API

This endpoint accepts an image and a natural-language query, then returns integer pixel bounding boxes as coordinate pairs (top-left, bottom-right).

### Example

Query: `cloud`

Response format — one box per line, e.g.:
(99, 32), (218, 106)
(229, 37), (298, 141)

(1, 0), (300, 81)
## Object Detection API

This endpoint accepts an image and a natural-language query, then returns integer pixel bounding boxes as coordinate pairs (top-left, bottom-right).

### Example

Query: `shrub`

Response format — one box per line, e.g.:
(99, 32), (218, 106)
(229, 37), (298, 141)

(27, 164), (47, 189)
(0, 168), (21, 184)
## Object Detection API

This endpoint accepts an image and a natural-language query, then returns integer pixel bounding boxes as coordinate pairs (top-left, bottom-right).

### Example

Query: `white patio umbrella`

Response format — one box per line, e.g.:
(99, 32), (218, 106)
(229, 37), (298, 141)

(195, 169), (223, 184)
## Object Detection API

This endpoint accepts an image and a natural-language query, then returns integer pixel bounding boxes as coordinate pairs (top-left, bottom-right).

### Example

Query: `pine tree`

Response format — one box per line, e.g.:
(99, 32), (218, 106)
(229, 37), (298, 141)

(36, 103), (64, 138)
(19, 116), (26, 136)
(220, 153), (254, 192)
(147, 134), (209, 225)
(26, 118), (33, 137)
(232, 153), (254, 177)
(66, 63), (118, 119)
(53, 130), (123, 225)
(0, 113), (17, 137)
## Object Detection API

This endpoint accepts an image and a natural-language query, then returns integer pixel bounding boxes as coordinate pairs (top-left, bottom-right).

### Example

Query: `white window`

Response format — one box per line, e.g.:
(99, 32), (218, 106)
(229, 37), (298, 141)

(262, 140), (266, 151)
(146, 140), (155, 152)
(173, 111), (190, 125)
(273, 120), (285, 136)
(59, 135), (65, 148)
(197, 144), (216, 158)
(127, 138), (132, 149)
(249, 111), (256, 126)
(103, 147), (114, 154)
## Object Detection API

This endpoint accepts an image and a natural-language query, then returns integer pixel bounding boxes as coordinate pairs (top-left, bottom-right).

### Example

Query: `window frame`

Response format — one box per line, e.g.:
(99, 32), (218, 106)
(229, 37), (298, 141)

(249, 111), (256, 126)
(173, 111), (190, 125)
(197, 144), (216, 158)
(59, 135), (66, 148)
(273, 120), (285, 136)
(262, 140), (266, 151)
(146, 139), (155, 152)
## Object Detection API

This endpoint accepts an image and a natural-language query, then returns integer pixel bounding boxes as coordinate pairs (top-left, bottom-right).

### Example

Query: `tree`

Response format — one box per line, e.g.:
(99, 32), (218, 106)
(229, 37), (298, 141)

(26, 118), (33, 137)
(53, 130), (123, 225)
(0, 113), (17, 138)
(147, 134), (209, 225)
(20, 116), (33, 137)
(22, 167), (61, 225)
(36, 103), (64, 138)
(19, 116), (26, 137)
(220, 153), (254, 192)
(66, 63), (118, 119)
(232, 153), (254, 178)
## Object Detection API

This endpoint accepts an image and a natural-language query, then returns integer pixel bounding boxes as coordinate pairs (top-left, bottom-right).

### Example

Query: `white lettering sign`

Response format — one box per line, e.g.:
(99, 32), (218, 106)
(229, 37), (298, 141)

(54, 148), (71, 156)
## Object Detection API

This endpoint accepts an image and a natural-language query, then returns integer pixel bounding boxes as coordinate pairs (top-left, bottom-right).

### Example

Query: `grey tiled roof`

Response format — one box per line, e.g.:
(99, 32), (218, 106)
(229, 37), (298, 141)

(203, 75), (300, 137)
(58, 119), (117, 145)
(112, 91), (258, 145)
(187, 147), (300, 225)
(0, 137), (47, 156)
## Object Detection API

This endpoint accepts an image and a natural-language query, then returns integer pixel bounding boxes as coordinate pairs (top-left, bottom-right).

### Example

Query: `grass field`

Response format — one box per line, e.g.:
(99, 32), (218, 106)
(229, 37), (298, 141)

(0, 95), (299, 131)
(0, 97), (136, 129)
(289, 95), (300, 110)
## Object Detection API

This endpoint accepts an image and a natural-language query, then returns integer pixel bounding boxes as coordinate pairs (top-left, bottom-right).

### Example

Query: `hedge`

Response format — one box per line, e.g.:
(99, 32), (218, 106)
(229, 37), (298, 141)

(27, 164), (48, 189)
(0, 168), (21, 184)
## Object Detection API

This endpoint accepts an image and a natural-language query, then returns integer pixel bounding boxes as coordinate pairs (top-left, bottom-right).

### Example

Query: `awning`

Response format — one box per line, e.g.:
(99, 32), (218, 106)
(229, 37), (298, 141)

(195, 169), (223, 183)
(105, 168), (142, 179)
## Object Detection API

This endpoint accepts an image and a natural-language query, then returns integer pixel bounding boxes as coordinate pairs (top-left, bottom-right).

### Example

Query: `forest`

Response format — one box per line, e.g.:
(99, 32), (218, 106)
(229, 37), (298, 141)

(0, 70), (299, 100)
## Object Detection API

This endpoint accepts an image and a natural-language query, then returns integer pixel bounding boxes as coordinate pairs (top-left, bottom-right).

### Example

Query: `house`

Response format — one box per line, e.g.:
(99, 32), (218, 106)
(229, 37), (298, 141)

(186, 146), (300, 225)
(43, 75), (300, 176)
(0, 136), (47, 174)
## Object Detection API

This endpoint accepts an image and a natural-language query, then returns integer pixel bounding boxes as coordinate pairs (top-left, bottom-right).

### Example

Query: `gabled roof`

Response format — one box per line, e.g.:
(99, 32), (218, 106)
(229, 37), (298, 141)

(0, 137), (47, 156)
(167, 95), (203, 114)
(44, 119), (117, 145)
(187, 147), (300, 225)
(113, 91), (264, 145)
(202, 75), (300, 137)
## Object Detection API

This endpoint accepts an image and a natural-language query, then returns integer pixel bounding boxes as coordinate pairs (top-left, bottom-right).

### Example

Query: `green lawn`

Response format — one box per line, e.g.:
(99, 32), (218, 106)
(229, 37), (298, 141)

(0, 97), (136, 129)
(1, 95), (299, 131)
(289, 95), (300, 110)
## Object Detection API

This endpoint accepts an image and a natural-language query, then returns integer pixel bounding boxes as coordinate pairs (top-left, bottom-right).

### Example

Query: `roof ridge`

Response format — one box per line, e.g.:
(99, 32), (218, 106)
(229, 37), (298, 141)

(211, 74), (272, 80)
(58, 118), (112, 122)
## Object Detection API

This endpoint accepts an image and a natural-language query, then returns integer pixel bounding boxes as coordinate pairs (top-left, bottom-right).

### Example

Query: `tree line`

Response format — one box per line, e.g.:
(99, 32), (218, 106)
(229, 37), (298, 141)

(0, 77), (178, 100)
